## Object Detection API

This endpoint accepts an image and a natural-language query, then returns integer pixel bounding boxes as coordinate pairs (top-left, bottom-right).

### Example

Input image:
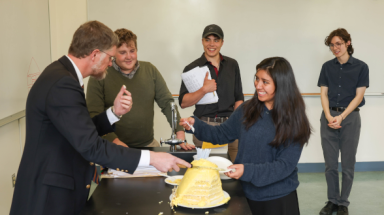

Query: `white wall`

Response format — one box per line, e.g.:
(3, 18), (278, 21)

(46, 0), (384, 163)
(87, 0), (384, 94)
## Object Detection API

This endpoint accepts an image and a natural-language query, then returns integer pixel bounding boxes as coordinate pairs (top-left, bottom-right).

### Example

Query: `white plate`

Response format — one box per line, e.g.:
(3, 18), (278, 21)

(164, 175), (183, 186)
(169, 191), (230, 209)
(206, 156), (233, 180)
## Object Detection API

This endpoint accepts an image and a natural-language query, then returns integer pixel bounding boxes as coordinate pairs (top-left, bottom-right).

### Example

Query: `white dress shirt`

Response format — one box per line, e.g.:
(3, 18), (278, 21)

(65, 55), (150, 167)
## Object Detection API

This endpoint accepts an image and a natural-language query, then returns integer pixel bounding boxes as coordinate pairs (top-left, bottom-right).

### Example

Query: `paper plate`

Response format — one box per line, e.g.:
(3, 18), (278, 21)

(206, 156), (233, 180)
(164, 175), (183, 186)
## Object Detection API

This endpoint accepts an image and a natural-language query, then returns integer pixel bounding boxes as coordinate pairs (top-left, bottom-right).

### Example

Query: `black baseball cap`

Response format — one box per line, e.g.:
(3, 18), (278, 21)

(202, 24), (224, 39)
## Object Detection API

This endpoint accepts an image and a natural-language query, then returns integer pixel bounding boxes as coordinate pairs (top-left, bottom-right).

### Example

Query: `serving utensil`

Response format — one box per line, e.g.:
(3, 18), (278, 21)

(172, 163), (235, 173)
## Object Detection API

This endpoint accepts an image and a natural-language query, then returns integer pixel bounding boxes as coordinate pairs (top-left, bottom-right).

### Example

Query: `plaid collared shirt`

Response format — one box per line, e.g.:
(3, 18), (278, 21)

(112, 60), (140, 79)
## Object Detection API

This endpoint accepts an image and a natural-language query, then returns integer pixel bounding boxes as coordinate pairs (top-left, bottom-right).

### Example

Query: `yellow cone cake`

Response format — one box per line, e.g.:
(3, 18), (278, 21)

(170, 159), (230, 207)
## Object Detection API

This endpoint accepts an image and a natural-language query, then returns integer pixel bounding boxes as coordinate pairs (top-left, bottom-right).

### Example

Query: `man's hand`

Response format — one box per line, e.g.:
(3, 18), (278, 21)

(224, 164), (244, 179)
(202, 72), (217, 93)
(176, 131), (195, 150)
(113, 85), (132, 116)
(113, 138), (128, 147)
(149, 151), (191, 172)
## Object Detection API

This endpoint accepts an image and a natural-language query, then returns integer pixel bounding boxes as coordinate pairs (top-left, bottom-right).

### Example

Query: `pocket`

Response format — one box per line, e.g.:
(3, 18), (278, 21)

(42, 172), (75, 190)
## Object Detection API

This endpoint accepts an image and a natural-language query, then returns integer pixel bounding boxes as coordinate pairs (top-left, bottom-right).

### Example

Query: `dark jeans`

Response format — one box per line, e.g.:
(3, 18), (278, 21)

(247, 190), (300, 215)
(320, 110), (361, 207)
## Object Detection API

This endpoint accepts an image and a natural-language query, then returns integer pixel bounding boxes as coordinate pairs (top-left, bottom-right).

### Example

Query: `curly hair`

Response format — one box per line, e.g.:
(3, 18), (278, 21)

(324, 28), (354, 55)
(68, 21), (119, 58)
(114, 28), (138, 49)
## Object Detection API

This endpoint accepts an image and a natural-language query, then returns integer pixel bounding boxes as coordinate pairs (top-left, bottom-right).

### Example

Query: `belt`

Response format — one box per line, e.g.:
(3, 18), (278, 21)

(200, 116), (229, 123)
(330, 107), (360, 112)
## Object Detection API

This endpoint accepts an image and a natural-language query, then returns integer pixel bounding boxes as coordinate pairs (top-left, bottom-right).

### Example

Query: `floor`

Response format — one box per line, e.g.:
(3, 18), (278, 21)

(297, 171), (384, 215)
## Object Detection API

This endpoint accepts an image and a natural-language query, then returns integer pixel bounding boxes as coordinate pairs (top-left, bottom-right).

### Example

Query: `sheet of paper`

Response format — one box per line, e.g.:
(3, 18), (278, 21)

(181, 66), (218, 105)
(103, 166), (163, 178)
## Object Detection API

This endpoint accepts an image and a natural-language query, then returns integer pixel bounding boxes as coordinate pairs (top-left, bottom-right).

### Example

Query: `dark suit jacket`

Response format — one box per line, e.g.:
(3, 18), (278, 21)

(10, 56), (142, 215)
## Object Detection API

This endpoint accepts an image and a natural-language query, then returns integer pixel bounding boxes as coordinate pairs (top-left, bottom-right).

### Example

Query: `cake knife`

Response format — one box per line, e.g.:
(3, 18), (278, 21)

(174, 164), (235, 173)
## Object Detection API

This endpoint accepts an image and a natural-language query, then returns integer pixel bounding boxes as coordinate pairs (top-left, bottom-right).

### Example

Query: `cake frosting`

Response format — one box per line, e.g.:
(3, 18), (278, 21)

(170, 159), (230, 207)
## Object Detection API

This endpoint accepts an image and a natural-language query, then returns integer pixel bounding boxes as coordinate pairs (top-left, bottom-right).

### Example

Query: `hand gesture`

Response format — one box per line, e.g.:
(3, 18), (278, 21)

(149, 152), (191, 172)
(179, 117), (195, 131)
(224, 164), (244, 179)
(113, 85), (132, 116)
(202, 72), (217, 93)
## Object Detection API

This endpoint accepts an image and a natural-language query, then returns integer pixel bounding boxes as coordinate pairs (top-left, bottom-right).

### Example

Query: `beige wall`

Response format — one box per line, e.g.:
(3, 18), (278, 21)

(49, 0), (89, 87)
(49, 0), (87, 61)
(0, 1), (88, 213)
(47, 0), (384, 162)
(0, 120), (24, 214)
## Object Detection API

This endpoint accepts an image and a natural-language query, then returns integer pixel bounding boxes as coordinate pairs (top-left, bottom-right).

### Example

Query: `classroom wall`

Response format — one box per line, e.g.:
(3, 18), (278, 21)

(0, 1), (87, 213)
(2, 1), (383, 213)
(47, 0), (383, 163)
(0, 119), (25, 214)
(49, 0), (89, 86)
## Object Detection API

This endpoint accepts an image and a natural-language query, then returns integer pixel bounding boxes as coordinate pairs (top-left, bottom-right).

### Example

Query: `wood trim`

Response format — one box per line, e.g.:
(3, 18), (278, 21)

(171, 93), (321, 97)
(172, 92), (384, 97)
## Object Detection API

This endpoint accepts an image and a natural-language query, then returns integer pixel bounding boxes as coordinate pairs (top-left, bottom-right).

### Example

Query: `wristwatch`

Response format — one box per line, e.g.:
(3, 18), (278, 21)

(111, 106), (122, 119)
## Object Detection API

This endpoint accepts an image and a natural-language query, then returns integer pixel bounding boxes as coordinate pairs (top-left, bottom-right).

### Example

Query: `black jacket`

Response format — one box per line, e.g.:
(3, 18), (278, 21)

(10, 56), (141, 215)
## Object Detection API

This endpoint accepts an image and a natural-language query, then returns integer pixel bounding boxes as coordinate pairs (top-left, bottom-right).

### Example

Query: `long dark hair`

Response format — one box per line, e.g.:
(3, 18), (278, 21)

(243, 57), (311, 148)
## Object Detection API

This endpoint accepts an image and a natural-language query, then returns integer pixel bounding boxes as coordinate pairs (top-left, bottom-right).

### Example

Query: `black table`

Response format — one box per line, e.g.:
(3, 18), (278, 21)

(81, 147), (251, 215)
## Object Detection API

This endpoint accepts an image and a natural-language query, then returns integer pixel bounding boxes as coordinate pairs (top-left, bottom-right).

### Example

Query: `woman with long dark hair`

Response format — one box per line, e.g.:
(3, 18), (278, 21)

(180, 57), (311, 215)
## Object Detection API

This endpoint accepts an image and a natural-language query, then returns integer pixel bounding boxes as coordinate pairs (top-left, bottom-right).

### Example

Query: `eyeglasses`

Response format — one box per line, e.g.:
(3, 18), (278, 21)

(100, 50), (115, 62)
(329, 42), (345, 49)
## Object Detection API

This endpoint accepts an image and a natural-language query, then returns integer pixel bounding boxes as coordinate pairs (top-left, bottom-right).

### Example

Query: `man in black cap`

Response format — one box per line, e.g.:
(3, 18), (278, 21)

(179, 24), (244, 162)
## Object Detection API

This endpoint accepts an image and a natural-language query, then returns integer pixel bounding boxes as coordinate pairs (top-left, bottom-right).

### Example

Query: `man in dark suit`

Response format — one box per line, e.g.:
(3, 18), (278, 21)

(10, 21), (190, 215)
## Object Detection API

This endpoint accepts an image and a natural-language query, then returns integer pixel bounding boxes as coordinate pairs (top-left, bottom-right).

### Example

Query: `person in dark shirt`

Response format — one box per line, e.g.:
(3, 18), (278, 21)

(180, 57), (312, 215)
(318, 28), (369, 215)
(179, 24), (244, 162)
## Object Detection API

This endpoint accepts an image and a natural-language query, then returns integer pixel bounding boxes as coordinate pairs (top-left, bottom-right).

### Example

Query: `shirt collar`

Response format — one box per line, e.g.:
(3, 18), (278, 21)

(65, 55), (84, 87)
(346, 55), (354, 64)
(197, 53), (225, 67)
(333, 55), (354, 65)
(112, 59), (140, 79)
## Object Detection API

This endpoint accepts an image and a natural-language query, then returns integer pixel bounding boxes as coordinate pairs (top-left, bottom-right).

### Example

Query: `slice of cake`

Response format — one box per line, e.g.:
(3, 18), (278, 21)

(170, 159), (230, 208)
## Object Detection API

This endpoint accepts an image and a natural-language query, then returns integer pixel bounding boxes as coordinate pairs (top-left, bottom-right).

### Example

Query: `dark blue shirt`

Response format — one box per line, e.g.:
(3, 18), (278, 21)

(317, 56), (369, 107)
(189, 102), (303, 201)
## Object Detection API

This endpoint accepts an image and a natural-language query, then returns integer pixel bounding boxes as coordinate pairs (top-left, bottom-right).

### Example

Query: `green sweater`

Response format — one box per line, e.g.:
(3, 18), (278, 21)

(86, 61), (183, 147)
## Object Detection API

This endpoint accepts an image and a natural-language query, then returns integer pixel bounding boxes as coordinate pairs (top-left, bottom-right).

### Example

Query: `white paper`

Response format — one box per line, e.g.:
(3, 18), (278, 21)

(181, 66), (218, 105)
(105, 165), (162, 178)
